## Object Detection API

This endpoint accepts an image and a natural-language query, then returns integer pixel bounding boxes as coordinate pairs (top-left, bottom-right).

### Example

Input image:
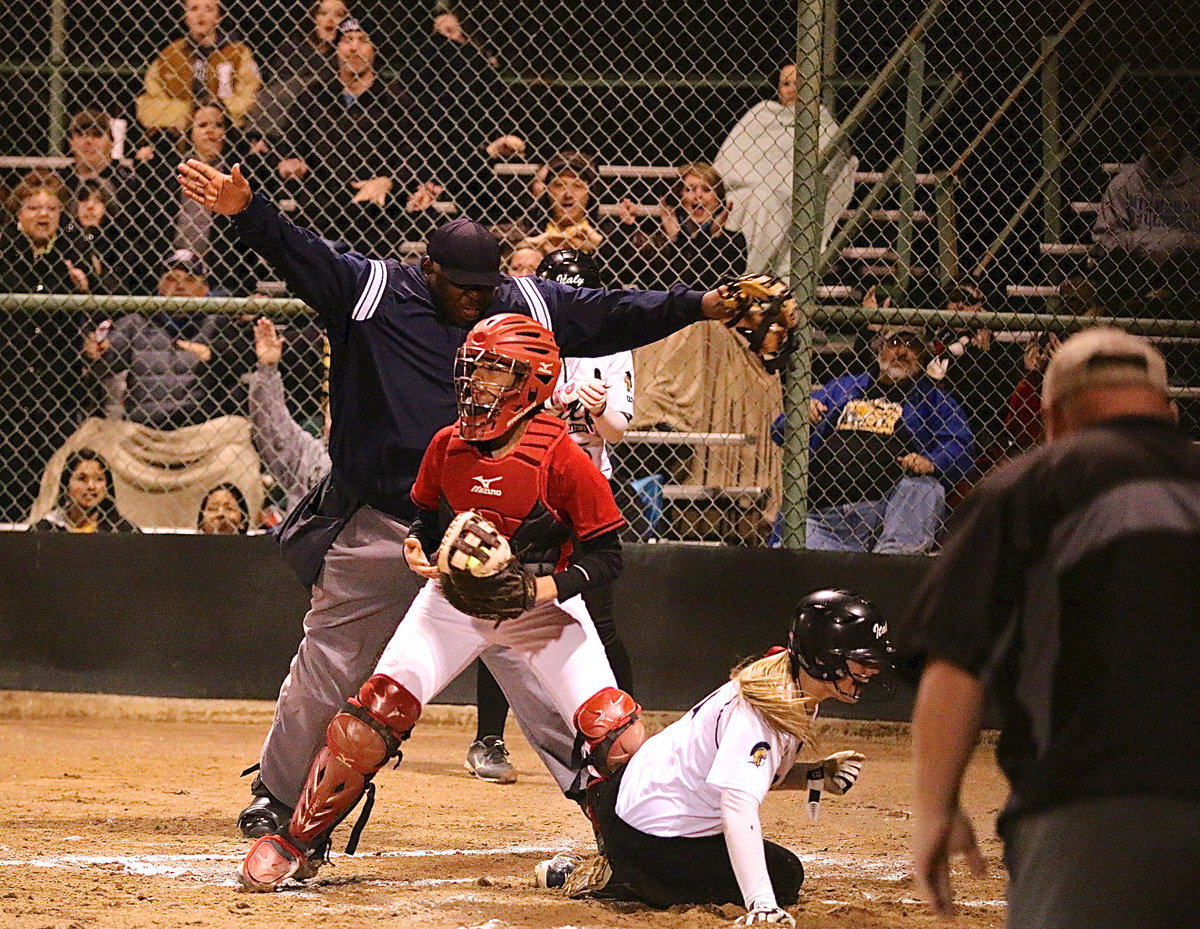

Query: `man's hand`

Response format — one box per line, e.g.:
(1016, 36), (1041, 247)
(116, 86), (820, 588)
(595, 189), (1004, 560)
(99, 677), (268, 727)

(406, 181), (443, 212)
(254, 317), (285, 367)
(403, 537), (440, 580)
(911, 804), (987, 916)
(64, 259), (89, 294)
(552, 378), (607, 415)
(178, 160), (253, 215)
(83, 324), (111, 361)
(863, 284), (892, 310)
(736, 904), (795, 926)
(616, 197), (638, 226)
(176, 340), (212, 364)
(808, 398), (828, 425)
(898, 452), (935, 476)
(351, 175), (394, 206)
(485, 134), (526, 159)
(277, 157), (309, 180)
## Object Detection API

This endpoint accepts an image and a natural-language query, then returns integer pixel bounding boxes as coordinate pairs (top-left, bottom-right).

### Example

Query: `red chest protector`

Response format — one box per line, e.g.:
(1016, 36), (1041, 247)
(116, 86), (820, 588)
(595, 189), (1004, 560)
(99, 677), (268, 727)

(438, 414), (574, 571)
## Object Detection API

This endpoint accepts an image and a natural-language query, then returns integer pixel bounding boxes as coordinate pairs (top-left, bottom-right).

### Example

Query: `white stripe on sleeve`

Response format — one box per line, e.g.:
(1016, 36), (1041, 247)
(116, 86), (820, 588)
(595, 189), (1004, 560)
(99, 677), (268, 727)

(514, 275), (553, 329)
(351, 259), (387, 321)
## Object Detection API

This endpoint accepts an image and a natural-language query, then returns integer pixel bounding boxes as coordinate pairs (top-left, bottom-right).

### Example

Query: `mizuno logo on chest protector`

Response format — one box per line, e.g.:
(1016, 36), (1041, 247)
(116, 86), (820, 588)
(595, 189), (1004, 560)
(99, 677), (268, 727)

(470, 475), (503, 496)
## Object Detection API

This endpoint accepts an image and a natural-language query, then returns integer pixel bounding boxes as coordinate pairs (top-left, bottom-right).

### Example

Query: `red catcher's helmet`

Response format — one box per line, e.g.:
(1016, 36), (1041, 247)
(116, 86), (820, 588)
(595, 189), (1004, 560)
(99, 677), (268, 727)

(455, 313), (562, 441)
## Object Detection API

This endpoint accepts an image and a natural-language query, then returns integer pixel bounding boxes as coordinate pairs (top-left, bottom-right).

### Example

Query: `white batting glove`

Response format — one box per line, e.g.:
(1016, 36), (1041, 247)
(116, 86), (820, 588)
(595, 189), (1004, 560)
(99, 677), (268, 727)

(736, 904), (795, 926)
(821, 750), (865, 796)
(549, 378), (607, 415)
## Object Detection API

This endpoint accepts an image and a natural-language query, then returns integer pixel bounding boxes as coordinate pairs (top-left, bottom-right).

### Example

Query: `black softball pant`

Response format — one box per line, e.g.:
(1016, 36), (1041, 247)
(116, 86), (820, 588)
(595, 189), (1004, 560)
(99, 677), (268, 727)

(584, 767), (805, 908)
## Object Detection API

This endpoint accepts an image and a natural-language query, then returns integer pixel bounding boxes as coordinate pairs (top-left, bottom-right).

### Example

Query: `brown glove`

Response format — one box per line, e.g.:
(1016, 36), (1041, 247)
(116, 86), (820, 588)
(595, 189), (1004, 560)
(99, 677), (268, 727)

(714, 274), (800, 373)
(436, 511), (537, 623)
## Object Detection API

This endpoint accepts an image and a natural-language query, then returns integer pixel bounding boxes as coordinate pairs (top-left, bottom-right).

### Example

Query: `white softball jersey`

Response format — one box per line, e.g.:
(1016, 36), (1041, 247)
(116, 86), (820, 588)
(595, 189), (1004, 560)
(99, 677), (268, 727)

(616, 679), (803, 838)
(557, 351), (635, 477)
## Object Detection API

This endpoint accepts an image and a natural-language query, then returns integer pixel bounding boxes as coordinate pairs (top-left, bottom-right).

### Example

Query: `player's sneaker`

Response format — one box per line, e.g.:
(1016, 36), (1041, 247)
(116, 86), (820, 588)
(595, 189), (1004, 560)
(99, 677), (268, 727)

(464, 736), (518, 784)
(534, 853), (581, 889)
(238, 794), (293, 839)
(238, 834), (321, 892)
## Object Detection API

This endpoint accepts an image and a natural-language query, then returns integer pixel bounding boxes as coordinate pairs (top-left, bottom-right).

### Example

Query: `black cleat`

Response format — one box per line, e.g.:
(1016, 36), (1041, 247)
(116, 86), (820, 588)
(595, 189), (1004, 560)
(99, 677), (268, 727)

(238, 794), (294, 839)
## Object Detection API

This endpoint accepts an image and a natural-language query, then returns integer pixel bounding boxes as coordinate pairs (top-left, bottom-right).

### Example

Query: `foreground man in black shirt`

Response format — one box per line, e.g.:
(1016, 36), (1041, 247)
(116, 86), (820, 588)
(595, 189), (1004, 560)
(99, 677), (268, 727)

(908, 327), (1200, 928)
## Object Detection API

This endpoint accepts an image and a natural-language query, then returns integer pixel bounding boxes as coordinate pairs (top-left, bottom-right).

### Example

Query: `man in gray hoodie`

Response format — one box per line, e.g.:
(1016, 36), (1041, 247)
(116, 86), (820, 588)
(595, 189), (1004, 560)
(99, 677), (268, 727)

(1092, 119), (1200, 317)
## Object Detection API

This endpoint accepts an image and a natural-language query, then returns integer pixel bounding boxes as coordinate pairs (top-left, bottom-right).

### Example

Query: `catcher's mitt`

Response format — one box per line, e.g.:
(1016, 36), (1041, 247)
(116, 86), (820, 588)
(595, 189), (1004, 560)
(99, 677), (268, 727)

(436, 511), (536, 623)
(715, 274), (800, 373)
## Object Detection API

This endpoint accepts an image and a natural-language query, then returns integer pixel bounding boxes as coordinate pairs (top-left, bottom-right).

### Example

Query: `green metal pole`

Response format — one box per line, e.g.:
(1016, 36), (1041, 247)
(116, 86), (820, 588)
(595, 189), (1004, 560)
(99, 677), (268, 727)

(782, 0), (825, 550)
(1040, 35), (1063, 248)
(48, 0), (67, 156)
(897, 39), (926, 295)
(822, 0), (839, 112)
(935, 173), (960, 282)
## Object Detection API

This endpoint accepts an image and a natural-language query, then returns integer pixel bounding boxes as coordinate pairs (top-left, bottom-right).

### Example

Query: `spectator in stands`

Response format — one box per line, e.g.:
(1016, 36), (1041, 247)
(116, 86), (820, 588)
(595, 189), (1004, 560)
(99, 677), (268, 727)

(413, 5), (525, 220)
(0, 171), (96, 524)
(804, 325), (973, 553)
(504, 242), (543, 278)
(714, 63), (858, 279)
(274, 15), (444, 252)
(64, 109), (133, 208)
(1092, 118), (1200, 317)
(246, 317), (329, 515)
(1003, 331), (1061, 456)
(136, 0), (262, 135)
(496, 152), (604, 255)
(73, 180), (126, 295)
(138, 103), (263, 296)
(253, 0), (348, 143)
(84, 251), (227, 430)
(610, 162), (747, 289)
(29, 449), (138, 533)
(198, 482), (249, 534)
(0, 170), (91, 294)
(922, 279), (1025, 457)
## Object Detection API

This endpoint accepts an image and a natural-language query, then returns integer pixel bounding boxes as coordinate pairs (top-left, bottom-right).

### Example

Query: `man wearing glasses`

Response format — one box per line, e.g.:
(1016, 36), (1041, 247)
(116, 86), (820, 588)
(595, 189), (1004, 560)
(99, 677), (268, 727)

(804, 325), (974, 553)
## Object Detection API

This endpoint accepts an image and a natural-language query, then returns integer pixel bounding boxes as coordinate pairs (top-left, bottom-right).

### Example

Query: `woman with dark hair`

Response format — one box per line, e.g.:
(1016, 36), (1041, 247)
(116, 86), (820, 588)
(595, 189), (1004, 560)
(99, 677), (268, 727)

(198, 483), (249, 534)
(30, 449), (138, 532)
(610, 161), (747, 289)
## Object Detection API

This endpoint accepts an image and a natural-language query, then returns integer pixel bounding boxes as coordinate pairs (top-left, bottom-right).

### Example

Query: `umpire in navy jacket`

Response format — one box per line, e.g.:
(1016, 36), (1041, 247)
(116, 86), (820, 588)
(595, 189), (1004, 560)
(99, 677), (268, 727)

(176, 158), (764, 838)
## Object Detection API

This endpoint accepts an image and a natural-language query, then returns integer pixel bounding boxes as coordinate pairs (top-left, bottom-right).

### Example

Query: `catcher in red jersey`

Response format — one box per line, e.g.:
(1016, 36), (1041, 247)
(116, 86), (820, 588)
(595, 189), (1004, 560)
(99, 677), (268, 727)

(239, 313), (646, 892)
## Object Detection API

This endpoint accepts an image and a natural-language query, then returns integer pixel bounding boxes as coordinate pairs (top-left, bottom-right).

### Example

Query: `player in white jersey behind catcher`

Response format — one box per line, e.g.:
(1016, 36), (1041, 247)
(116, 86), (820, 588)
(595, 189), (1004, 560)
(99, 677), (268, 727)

(536, 589), (895, 926)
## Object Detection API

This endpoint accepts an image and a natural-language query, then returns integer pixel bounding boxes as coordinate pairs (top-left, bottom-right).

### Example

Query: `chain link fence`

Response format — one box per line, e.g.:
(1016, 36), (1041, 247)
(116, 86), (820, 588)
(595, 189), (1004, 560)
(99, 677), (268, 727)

(1, 0), (1197, 546)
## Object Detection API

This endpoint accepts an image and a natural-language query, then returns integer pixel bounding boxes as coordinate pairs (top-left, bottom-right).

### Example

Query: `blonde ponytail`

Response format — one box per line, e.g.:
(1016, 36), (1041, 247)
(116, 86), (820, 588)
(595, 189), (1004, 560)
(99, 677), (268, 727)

(731, 651), (818, 748)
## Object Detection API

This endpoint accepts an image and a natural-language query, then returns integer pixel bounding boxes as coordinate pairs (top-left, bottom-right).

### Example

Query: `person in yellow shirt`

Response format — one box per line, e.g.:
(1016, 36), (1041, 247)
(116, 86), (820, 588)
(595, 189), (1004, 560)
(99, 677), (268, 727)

(136, 0), (262, 133)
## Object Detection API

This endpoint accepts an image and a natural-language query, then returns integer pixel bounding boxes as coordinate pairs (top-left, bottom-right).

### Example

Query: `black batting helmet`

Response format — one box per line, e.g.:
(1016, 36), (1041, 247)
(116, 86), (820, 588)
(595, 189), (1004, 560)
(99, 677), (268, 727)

(789, 589), (895, 689)
(537, 248), (601, 289)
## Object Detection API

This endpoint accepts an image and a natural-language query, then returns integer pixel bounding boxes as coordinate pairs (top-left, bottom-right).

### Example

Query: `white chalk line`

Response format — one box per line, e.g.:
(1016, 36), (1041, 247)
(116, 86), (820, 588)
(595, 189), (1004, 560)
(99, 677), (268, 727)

(0, 844), (1005, 909)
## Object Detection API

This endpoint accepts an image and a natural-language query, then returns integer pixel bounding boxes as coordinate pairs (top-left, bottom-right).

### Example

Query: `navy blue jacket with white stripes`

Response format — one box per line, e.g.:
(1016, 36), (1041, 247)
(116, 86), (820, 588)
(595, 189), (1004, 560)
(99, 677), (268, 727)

(234, 193), (707, 521)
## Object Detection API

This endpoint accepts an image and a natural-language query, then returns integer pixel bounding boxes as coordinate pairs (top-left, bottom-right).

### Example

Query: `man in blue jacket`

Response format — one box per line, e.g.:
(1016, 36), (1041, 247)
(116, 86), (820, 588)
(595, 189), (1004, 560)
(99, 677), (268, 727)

(806, 325), (973, 553)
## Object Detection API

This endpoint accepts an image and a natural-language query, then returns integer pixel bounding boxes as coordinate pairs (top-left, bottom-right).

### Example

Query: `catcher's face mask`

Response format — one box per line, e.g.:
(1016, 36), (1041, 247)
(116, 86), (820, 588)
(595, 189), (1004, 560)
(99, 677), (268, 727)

(455, 350), (532, 441)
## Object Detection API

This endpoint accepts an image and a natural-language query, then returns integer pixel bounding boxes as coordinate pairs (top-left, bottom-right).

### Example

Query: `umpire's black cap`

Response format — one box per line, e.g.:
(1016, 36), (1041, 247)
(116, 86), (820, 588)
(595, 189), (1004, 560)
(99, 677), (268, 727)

(427, 218), (504, 287)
